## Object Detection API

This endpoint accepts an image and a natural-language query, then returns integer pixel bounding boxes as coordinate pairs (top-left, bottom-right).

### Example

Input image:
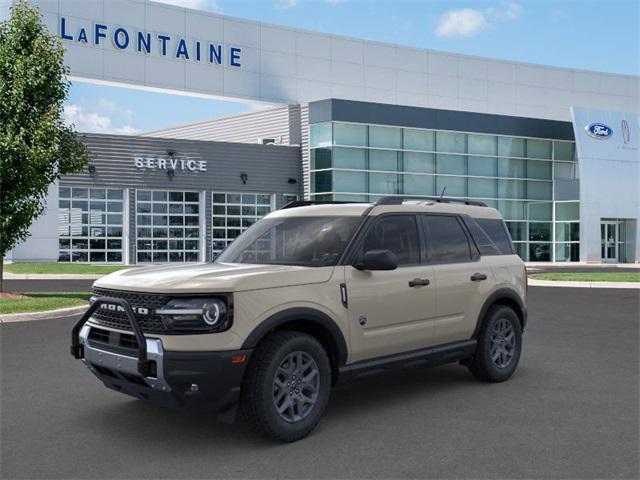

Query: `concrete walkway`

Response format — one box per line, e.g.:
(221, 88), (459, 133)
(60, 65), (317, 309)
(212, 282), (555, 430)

(0, 304), (88, 323)
(4, 272), (104, 280)
(528, 278), (640, 289)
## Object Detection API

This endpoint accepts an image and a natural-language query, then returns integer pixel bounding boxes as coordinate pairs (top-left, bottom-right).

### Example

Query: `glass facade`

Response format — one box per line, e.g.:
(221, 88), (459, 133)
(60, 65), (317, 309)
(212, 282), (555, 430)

(58, 187), (124, 263)
(309, 121), (580, 262)
(136, 190), (200, 263)
(212, 192), (275, 257)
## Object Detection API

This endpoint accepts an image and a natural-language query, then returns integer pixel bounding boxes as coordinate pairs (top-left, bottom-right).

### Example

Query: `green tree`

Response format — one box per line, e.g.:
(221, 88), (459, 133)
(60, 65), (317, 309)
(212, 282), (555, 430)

(0, 1), (90, 291)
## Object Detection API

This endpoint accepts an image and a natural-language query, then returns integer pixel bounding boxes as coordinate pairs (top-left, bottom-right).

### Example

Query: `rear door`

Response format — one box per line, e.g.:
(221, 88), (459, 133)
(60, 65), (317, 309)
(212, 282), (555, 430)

(421, 214), (494, 345)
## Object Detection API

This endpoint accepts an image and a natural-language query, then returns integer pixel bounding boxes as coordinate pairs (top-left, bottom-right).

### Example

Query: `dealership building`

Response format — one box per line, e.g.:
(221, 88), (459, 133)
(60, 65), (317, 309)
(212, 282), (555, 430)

(4, 0), (639, 264)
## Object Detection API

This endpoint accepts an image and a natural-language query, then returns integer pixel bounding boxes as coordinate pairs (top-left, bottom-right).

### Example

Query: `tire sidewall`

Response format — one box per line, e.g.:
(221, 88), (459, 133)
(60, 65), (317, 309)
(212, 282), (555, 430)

(257, 334), (331, 438)
(479, 307), (522, 381)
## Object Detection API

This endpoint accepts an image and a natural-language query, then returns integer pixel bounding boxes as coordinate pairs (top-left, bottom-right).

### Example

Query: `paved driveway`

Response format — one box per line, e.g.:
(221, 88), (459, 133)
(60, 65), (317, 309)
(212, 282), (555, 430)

(1, 287), (638, 479)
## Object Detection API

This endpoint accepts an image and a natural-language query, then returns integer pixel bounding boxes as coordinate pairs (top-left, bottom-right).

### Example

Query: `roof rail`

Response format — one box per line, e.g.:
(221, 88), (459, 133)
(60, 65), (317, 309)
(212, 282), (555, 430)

(281, 200), (361, 209)
(375, 196), (488, 207)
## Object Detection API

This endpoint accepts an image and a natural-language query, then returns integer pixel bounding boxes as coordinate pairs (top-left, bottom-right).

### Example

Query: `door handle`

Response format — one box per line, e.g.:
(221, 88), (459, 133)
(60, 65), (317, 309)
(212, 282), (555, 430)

(470, 273), (488, 282)
(409, 278), (430, 287)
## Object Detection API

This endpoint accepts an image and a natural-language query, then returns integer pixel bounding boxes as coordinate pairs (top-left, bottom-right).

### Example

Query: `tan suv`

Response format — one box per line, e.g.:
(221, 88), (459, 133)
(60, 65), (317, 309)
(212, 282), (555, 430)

(71, 196), (527, 442)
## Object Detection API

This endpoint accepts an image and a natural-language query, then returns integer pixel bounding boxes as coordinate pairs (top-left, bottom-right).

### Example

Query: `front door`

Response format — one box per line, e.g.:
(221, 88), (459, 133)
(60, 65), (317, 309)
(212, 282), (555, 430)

(345, 214), (436, 363)
(601, 221), (618, 263)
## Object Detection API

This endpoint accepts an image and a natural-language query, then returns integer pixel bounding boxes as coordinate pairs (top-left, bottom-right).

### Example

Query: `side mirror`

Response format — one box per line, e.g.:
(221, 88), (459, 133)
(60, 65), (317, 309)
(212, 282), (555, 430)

(354, 249), (398, 271)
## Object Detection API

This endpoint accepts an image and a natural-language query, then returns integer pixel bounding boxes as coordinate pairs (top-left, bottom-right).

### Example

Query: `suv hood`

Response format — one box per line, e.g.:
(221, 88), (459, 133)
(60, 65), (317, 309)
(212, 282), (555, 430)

(93, 262), (335, 294)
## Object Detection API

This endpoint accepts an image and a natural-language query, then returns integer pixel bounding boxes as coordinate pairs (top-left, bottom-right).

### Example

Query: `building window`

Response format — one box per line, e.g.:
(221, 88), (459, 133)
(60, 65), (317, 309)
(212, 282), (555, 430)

(135, 190), (200, 263)
(212, 192), (274, 257)
(308, 121), (579, 262)
(58, 187), (124, 263)
(283, 193), (299, 206)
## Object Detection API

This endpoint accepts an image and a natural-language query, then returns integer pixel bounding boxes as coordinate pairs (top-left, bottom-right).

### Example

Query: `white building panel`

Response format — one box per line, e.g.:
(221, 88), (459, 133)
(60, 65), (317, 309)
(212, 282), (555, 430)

(364, 65), (395, 90)
(331, 37), (364, 65)
(104, 49), (146, 83)
(9, 0), (638, 122)
(364, 42), (396, 69)
(396, 47), (428, 73)
(260, 24), (296, 55)
(458, 57), (487, 81)
(186, 11), (223, 41)
(428, 52), (458, 77)
(104, 0), (145, 28)
(295, 31), (331, 60)
(516, 64), (546, 87)
(572, 107), (640, 263)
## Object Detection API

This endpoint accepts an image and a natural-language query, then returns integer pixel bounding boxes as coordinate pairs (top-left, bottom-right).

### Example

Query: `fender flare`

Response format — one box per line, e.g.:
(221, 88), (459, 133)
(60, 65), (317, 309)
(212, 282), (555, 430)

(472, 288), (527, 338)
(241, 307), (349, 367)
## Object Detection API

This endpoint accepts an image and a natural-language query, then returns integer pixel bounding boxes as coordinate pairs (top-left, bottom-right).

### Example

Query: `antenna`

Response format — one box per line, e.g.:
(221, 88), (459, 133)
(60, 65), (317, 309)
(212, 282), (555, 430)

(439, 186), (447, 200)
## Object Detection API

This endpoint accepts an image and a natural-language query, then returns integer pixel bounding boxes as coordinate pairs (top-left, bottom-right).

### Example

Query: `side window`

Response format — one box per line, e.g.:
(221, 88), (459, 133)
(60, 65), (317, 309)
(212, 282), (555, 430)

(423, 215), (472, 263)
(475, 218), (515, 255)
(463, 217), (500, 256)
(361, 215), (420, 266)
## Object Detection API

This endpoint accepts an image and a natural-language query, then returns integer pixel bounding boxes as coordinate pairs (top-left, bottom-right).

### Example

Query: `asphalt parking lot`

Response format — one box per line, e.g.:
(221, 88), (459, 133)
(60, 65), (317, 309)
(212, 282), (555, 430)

(1, 287), (638, 479)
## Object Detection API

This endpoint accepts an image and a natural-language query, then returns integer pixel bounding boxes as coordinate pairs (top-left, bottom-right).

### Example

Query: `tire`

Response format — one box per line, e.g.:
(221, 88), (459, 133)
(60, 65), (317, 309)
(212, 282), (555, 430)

(240, 331), (331, 442)
(468, 305), (522, 382)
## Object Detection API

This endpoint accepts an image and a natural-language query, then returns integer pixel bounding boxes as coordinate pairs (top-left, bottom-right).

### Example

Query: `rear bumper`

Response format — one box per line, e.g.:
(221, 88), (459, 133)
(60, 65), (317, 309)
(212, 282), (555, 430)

(78, 325), (251, 420)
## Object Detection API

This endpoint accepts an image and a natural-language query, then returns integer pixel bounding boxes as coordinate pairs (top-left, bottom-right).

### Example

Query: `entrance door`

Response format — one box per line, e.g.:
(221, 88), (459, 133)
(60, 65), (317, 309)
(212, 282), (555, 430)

(601, 221), (618, 263)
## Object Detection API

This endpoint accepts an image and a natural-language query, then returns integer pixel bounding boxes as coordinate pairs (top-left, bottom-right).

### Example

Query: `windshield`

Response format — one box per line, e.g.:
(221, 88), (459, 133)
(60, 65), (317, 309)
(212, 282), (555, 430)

(215, 216), (361, 267)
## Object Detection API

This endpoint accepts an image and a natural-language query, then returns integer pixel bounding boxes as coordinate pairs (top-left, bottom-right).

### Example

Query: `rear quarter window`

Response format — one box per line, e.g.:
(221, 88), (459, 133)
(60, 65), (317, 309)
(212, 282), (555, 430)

(474, 218), (515, 255)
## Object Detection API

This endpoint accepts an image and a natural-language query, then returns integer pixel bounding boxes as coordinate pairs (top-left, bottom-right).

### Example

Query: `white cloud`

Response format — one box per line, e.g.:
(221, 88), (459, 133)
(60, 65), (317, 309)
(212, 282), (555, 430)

(276, 0), (298, 9)
(64, 100), (139, 135)
(435, 2), (522, 38)
(153, 0), (222, 13)
(488, 2), (523, 21)
(274, 0), (343, 10)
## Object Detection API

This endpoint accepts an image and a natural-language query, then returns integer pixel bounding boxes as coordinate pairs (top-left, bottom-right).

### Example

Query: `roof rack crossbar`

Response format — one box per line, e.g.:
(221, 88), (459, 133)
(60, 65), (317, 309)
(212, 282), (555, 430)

(375, 196), (488, 207)
(281, 200), (360, 209)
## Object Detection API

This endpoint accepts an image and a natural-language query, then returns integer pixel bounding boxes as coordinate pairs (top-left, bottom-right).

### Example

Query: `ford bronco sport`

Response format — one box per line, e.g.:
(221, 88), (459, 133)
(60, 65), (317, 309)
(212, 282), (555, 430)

(71, 196), (527, 442)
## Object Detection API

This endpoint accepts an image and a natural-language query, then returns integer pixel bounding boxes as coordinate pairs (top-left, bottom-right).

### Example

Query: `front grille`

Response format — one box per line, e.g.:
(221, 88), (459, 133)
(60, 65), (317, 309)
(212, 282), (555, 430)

(88, 327), (139, 350)
(91, 288), (169, 333)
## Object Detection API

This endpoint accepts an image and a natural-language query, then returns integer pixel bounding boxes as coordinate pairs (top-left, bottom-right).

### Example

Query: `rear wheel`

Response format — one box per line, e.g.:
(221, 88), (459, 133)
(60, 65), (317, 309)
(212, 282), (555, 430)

(468, 305), (522, 382)
(240, 331), (331, 442)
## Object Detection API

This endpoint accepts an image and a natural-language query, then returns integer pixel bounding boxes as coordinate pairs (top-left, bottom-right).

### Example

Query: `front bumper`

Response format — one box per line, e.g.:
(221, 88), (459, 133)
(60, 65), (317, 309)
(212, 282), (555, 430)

(73, 297), (251, 421)
(79, 325), (251, 419)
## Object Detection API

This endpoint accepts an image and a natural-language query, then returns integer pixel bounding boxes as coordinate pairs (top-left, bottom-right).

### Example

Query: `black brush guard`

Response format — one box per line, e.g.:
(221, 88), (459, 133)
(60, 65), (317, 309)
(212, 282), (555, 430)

(71, 297), (153, 377)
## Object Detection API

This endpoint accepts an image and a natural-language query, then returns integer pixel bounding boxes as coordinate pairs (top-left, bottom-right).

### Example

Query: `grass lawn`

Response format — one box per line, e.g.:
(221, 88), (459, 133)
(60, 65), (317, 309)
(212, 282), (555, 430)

(0, 292), (92, 315)
(531, 272), (640, 283)
(4, 263), (125, 275)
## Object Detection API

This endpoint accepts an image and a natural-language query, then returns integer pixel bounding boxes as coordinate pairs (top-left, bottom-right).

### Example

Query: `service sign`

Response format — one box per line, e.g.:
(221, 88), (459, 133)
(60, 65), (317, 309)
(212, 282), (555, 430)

(134, 156), (207, 172)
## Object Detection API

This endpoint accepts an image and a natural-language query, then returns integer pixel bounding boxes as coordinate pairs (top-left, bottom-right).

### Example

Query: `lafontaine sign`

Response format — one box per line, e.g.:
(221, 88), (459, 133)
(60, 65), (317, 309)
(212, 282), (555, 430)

(134, 156), (207, 172)
(59, 17), (242, 68)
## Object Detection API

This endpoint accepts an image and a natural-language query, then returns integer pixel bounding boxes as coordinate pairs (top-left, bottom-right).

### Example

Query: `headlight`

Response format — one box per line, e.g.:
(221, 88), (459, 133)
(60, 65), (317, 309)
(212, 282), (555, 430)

(156, 297), (231, 333)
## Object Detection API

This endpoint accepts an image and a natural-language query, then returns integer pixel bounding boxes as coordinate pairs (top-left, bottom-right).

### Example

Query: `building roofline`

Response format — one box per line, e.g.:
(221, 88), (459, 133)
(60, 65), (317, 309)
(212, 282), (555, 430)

(142, 105), (292, 136)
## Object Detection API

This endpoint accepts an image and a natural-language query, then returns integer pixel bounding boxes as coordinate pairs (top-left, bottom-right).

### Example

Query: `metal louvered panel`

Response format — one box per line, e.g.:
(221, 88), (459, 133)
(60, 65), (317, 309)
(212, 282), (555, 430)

(300, 104), (310, 199)
(142, 105), (301, 145)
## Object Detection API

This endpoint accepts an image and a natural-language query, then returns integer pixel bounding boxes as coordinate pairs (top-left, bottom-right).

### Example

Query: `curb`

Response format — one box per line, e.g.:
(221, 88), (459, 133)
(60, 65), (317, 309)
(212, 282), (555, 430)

(4, 273), (103, 280)
(528, 278), (640, 289)
(0, 304), (89, 323)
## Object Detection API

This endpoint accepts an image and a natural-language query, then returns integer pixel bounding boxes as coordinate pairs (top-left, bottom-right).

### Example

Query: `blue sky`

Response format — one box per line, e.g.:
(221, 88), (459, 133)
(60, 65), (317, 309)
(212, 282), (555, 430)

(64, 0), (639, 135)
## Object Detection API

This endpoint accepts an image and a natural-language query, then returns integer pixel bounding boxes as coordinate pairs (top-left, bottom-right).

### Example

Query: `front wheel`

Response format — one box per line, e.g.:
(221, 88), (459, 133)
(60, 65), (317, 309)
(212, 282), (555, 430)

(468, 305), (522, 382)
(240, 331), (331, 442)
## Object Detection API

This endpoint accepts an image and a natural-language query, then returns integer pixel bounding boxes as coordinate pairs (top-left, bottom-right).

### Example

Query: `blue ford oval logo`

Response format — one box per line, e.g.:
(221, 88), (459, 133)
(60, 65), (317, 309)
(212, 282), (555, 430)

(585, 123), (613, 139)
